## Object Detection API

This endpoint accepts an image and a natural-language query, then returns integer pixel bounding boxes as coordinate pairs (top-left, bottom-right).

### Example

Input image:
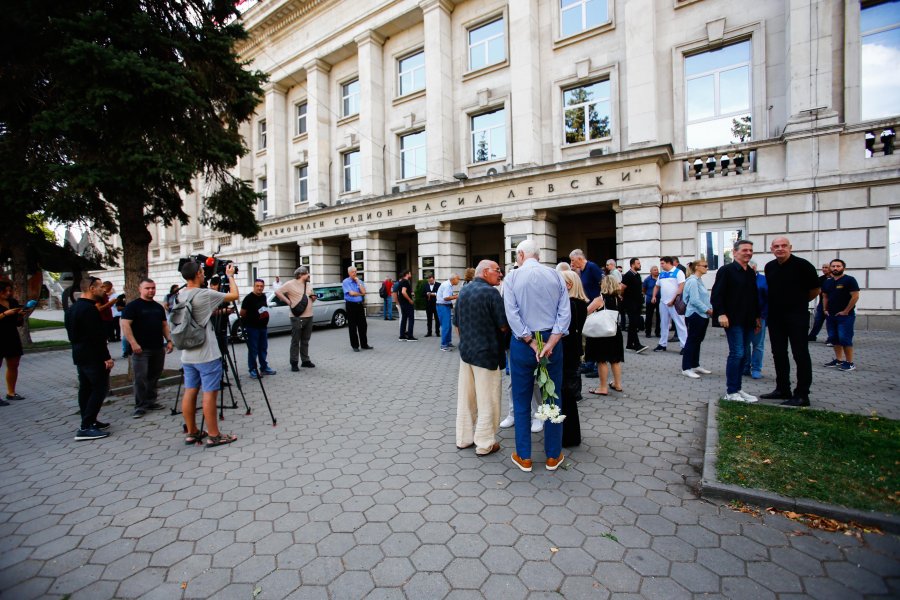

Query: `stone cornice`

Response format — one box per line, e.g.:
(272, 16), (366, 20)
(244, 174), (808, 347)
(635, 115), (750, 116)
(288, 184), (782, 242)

(418, 0), (455, 15)
(237, 0), (336, 56)
(354, 29), (387, 47)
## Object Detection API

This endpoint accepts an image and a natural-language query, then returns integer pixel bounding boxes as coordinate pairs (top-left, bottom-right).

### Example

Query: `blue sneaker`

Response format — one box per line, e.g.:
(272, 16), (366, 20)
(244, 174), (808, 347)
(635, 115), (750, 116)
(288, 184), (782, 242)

(823, 359), (841, 368)
(839, 361), (856, 371)
(262, 367), (277, 375)
(75, 428), (110, 441)
(249, 370), (259, 379)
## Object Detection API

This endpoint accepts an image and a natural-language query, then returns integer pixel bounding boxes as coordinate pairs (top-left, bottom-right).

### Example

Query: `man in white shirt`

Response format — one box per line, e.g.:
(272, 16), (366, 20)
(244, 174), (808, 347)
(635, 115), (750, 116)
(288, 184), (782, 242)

(651, 256), (687, 352)
(436, 274), (460, 351)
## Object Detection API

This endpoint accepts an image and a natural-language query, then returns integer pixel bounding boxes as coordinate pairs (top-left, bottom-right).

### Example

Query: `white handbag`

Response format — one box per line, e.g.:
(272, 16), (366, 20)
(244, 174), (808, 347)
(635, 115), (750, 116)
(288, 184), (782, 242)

(583, 308), (619, 338)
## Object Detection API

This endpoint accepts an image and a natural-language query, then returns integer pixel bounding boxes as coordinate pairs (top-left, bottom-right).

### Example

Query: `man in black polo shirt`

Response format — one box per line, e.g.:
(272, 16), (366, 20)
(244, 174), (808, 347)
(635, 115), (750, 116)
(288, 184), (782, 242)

(621, 258), (648, 353)
(710, 239), (760, 403)
(240, 279), (276, 378)
(453, 260), (508, 456)
(121, 278), (174, 418)
(762, 237), (820, 407)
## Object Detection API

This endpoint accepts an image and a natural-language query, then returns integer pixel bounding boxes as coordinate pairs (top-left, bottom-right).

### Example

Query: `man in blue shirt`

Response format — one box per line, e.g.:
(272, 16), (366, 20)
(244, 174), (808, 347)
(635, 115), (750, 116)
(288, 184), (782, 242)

(436, 274), (460, 351)
(504, 240), (571, 473)
(342, 267), (372, 352)
(822, 259), (860, 372)
(742, 261), (767, 380)
(642, 266), (660, 337)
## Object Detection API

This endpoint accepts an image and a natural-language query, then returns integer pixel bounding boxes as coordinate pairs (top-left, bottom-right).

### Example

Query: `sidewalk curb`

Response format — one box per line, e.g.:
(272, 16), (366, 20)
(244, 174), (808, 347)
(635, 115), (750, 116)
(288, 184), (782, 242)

(109, 375), (182, 396)
(701, 397), (900, 535)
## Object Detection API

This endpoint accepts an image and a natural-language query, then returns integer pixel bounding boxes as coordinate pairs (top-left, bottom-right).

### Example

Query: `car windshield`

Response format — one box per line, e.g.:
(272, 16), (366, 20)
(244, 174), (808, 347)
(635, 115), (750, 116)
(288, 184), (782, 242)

(315, 287), (343, 302)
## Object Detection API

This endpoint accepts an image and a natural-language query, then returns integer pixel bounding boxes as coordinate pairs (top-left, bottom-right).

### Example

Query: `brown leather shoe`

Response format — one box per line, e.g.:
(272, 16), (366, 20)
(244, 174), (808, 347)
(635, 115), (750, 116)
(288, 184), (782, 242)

(511, 453), (532, 472)
(478, 442), (501, 456)
(546, 453), (565, 471)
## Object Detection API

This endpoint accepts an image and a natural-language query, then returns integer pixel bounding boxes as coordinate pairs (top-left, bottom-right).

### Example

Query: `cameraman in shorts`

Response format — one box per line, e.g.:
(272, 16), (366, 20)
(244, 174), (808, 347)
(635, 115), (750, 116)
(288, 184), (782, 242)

(178, 261), (240, 447)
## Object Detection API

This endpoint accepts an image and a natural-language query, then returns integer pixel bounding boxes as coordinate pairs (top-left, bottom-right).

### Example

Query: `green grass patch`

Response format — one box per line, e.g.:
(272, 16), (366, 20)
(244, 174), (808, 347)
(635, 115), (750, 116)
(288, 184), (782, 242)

(27, 317), (64, 330)
(26, 340), (71, 350)
(717, 401), (900, 514)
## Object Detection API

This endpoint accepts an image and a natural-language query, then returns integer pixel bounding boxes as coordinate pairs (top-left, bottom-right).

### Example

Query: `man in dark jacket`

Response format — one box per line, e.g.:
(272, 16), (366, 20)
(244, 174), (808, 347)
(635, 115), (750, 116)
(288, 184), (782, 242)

(65, 276), (114, 441)
(711, 240), (760, 403)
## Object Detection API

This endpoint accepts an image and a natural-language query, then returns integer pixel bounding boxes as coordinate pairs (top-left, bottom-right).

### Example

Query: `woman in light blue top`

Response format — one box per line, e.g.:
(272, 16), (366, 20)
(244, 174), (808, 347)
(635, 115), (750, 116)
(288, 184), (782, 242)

(681, 261), (713, 378)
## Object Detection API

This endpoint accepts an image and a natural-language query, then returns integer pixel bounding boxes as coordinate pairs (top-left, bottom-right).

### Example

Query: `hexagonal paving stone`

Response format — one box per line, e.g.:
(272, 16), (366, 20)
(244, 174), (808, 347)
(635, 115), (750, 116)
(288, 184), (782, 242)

(444, 557), (489, 589)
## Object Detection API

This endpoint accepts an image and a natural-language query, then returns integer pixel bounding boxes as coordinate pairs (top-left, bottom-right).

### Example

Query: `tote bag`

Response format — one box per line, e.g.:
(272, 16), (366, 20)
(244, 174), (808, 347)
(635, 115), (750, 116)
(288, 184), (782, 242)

(583, 308), (619, 338)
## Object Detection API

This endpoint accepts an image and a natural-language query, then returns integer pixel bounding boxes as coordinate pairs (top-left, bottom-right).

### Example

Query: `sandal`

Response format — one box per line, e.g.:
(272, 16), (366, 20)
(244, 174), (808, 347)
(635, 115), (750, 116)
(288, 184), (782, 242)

(185, 430), (207, 445)
(588, 388), (608, 396)
(205, 433), (237, 448)
(5, 393), (24, 400)
(610, 386), (624, 393)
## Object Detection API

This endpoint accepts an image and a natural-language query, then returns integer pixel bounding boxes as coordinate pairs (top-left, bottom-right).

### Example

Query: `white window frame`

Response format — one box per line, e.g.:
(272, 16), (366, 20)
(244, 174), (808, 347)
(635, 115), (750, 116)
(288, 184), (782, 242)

(559, 0), (609, 39)
(397, 50), (425, 97)
(295, 164), (308, 205)
(697, 224), (746, 271)
(342, 150), (360, 192)
(258, 177), (268, 218)
(468, 17), (506, 72)
(295, 102), (307, 136)
(257, 119), (267, 151)
(562, 79), (612, 145)
(400, 130), (427, 180)
(890, 212), (900, 267)
(860, 1), (900, 122)
(470, 107), (507, 163)
(341, 79), (360, 118)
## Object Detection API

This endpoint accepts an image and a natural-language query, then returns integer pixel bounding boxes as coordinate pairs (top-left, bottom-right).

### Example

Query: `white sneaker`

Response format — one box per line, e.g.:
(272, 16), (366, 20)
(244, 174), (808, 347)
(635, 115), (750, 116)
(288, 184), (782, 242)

(530, 418), (543, 433)
(693, 367), (711, 374)
(500, 415), (515, 429)
(737, 390), (758, 403)
(723, 392), (745, 402)
(682, 369), (700, 379)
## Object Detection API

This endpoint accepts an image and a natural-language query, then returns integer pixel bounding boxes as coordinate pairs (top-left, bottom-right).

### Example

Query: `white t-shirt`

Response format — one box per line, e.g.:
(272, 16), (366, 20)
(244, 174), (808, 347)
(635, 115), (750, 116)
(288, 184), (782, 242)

(655, 267), (685, 303)
(178, 287), (227, 364)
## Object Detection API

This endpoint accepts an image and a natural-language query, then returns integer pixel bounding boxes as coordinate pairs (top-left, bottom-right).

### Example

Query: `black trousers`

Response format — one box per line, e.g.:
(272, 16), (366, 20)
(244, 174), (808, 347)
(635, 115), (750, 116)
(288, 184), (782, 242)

(399, 303), (415, 338)
(346, 302), (368, 349)
(644, 300), (660, 336)
(424, 302), (440, 335)
(768, 312), (812, 397)
(77, 363), (109, 429)
(625, 304), (642, 349)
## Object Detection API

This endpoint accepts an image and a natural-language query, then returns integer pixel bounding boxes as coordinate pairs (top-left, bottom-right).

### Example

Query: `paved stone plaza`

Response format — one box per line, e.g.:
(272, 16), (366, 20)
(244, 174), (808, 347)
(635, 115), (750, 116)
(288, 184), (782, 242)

(1, 318), (898, 599)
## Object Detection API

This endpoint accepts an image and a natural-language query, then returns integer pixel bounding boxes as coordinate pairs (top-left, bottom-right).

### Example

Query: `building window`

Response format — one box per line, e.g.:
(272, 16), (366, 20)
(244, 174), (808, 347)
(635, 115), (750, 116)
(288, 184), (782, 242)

(563, 80), (611, 144)
(296, 103), (307, 136)
(342, 79), (360, 117)
(247, 263), (257, 286)
(295, 165), (308, 205)
(685, 40), (752, 150)
(861, 1), (900, 121)
(258, 119), (267, 150)
(343, 150), (360, 192)
(698, 227), (745, 271)
(400, 131), (426, 179)
(398, 51), (425, 96)
(560, 0), (608, 38)
(468, 18), (505, 71)
(890, 216), (900, 266)
(258, 177), (268, 218)
(471, 108), (506, 163)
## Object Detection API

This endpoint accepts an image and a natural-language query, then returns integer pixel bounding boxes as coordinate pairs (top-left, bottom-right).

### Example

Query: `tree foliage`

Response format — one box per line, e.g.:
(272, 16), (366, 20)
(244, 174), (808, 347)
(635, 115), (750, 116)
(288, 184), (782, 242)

(1, 0), (266, 298)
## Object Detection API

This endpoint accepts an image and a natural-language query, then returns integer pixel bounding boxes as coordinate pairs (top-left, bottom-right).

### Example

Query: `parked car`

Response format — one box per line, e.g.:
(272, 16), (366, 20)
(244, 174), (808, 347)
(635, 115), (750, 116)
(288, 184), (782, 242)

(228, 283), (348, 340)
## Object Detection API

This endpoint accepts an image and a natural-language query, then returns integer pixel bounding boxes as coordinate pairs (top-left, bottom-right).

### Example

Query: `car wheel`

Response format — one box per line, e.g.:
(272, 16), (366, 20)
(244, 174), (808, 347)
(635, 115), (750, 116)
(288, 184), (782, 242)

(230, 322), (245, 342)
(331, 310), (347, 328)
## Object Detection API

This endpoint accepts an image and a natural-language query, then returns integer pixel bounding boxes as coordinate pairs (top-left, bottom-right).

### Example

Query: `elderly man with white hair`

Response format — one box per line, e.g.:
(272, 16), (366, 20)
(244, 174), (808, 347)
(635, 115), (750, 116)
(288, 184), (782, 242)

(503, 240), (571, 472)
(342, 266), (373, 352)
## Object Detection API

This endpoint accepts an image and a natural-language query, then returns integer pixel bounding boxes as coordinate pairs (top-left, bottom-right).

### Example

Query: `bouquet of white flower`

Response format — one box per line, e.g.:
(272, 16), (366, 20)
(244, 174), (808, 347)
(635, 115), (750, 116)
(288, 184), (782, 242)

(532, 331), (566, 424)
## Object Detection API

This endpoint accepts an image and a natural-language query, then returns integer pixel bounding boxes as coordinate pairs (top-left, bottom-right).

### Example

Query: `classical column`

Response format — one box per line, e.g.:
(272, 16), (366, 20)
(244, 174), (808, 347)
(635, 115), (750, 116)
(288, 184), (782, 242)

(310, 238), (341, 284)
(363, 232), (397, 291)
(502, 210), (557, 267)
(416, 221), (467, 281)
(508, 0), (542, 167)
(624, 0), (657, 144)
(420, 0), (454, 183)
(305, 59), (332, 207)
(263, 83), (289, 217)
(356, 31), (386, 197)
(785, 0), (839, 131)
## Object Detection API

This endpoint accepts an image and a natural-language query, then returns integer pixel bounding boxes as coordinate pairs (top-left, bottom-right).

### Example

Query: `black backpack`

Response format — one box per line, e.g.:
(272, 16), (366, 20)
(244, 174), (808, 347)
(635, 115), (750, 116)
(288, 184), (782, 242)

(379, 283), (388, 299)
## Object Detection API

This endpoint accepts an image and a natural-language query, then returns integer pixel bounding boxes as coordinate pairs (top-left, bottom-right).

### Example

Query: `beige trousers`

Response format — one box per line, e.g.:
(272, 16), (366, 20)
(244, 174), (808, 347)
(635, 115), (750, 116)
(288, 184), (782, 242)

(455, 361), (502, 454)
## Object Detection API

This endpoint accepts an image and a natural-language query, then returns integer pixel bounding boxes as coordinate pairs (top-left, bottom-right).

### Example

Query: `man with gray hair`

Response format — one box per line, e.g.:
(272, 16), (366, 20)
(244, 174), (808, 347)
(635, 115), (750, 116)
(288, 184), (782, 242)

(342, 266), (372, 352)
(504, 240), (571, 472)
(605, 259), (622, 285)
(436, 273), (460, 351)
(275, 266), (317, 371)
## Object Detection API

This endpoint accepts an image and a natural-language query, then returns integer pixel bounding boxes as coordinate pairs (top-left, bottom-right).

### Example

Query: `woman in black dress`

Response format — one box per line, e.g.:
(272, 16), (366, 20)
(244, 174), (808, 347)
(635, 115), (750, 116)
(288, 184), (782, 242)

(560, 271), (587, 447)
(0, 281), (28, 403)
(584, 275), (624, 396)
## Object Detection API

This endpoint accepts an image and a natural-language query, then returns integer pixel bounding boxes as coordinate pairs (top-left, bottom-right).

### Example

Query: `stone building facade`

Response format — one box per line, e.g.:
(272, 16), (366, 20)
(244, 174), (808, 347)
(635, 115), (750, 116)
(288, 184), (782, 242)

(115, 0), (899, 325)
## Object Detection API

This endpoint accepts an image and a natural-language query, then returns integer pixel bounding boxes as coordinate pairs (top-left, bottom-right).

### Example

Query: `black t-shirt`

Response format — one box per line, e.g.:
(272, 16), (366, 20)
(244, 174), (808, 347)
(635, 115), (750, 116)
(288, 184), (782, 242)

(621, 270), (643, 308)
(764, 255), (820, 316)
(122, 298), (167, 349)
(241, 293), (270, 329)
(396, 279), (414, 306)
(822, 275), (860, 314)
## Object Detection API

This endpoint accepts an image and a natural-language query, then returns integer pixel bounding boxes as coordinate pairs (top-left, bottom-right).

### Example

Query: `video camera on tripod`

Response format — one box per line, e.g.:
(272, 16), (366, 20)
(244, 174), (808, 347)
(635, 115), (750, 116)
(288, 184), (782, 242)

(178, 253), (238, 287)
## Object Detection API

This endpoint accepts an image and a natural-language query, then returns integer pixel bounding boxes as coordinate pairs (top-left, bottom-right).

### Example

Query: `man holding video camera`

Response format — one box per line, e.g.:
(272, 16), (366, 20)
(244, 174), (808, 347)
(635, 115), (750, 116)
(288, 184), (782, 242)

(178, 261), (240, 447)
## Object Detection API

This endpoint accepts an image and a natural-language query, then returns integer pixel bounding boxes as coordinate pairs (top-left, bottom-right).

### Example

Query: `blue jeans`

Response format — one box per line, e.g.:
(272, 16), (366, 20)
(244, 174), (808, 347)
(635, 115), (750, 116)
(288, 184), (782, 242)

(383, 297), (393, 320)
(245, 326), (269, 372)
(809, 302), (825, 339)
(826, 313), (855, 347)
(724, 325), (753, 394)
(509, 334), (563, 461)
(437, 304), (453, 347)
(743, 318), (766, 376)
(681, 313), (709, 371)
